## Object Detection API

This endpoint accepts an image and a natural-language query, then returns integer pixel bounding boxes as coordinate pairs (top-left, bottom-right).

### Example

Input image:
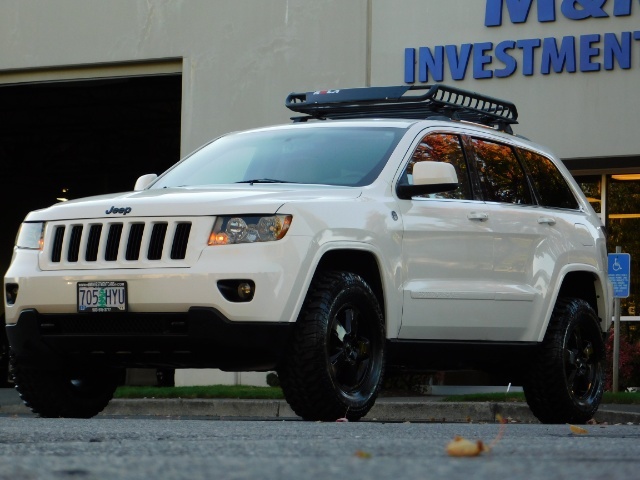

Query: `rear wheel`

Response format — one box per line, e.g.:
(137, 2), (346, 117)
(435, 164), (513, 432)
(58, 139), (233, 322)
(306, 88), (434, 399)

(278, 271), (385, 421)
(523, 298), (606, 424)
(11, 354), (121, 418)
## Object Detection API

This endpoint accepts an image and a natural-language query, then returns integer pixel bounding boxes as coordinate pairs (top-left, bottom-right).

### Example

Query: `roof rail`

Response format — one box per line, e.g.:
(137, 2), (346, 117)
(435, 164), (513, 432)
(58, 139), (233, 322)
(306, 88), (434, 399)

(285, 84), (518, 133)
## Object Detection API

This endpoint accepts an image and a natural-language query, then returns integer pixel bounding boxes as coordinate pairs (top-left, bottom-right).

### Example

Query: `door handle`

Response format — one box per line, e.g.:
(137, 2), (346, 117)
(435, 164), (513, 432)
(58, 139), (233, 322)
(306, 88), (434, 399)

(467, 212), (489, 221)
(538, 216), (556, 225)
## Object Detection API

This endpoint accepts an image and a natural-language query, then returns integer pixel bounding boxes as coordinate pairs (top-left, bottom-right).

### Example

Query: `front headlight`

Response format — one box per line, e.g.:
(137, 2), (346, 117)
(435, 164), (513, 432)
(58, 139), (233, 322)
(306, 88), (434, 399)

(209, 215), (292, 245)
(15, 222), (44, 250)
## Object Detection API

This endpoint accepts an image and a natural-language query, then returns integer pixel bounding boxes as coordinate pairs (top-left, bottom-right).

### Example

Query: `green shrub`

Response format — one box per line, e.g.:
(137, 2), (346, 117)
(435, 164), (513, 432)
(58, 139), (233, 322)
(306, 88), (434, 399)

(606, 328), (640, 391)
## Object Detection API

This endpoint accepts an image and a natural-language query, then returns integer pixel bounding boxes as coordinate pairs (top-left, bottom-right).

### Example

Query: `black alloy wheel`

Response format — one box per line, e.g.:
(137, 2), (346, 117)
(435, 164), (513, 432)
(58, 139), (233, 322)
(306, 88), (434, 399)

(328, 301), (376, 402)
(523, 298), (606, 424)
(564, 318), (603, 409)
(278, 271), (385, 421)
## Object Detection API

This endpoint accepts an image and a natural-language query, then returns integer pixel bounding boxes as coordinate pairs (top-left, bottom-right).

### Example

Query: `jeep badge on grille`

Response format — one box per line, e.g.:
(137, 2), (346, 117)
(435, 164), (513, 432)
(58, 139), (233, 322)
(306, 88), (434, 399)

(105, 206), (132, 215)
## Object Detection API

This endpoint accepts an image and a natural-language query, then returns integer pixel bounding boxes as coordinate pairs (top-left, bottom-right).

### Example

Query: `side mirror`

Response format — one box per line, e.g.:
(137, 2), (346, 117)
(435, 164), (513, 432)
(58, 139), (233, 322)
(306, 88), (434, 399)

(396, 162), (459, 200)
(134, 174), (158, 191)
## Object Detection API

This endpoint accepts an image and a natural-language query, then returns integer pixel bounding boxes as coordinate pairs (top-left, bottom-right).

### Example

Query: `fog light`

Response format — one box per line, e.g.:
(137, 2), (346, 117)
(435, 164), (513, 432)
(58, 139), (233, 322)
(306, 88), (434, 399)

(5, 283), (18, 305)
(237, 282), (254, 300)
(217, 280), (255, 302)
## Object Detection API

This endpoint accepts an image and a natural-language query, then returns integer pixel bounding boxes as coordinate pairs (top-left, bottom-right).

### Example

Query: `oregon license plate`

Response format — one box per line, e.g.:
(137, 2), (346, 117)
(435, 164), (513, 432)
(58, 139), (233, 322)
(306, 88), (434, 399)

(77, 281), (127, 313)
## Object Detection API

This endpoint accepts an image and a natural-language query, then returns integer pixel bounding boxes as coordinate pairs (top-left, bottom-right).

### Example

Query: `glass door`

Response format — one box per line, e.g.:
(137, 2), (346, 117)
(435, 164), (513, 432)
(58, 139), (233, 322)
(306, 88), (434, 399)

(576, 174), (640, 345)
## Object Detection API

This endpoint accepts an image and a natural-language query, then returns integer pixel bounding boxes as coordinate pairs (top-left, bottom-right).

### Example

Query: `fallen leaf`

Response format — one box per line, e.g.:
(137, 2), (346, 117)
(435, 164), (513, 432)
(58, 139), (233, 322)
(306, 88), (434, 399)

(445, 414), (508, 457)
(354, 450), (372, 459)
(569, 425), (588, 435)
(446, 436), (490, 457)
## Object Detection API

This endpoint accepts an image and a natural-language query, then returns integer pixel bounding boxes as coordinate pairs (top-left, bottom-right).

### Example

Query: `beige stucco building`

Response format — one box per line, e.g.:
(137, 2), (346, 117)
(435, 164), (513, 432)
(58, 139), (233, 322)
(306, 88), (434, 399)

(2, 0), (639, 386)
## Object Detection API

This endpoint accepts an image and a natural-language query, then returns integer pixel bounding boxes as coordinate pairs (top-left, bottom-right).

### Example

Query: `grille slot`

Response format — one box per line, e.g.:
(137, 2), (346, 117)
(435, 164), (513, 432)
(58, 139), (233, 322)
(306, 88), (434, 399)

(45, 218), (196, 268)
(105, 224), (123, 261)
(126, 223), (145, 260)
(51, 226), (65, 263)
(68, 226), (83, 262)
(148, 223), (168, 260)
(39, 315), (188, 335)
(86, 225), (102, 261)
(171, 223), (192, 260)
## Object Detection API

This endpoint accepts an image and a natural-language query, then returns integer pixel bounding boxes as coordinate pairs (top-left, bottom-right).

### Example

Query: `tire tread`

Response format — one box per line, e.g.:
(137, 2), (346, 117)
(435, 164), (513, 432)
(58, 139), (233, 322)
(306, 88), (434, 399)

(278, 271), (384, 421)
(10, 353), (119, 418)
(523, 298), (605, 424)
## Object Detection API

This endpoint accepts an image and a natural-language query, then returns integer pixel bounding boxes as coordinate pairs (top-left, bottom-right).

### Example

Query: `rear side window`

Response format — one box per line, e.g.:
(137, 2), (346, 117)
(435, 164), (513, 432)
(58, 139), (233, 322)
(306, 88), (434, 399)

(518, 149), (579, 210)
(400, 133), (472, 200)
(471, 138), (532, 205)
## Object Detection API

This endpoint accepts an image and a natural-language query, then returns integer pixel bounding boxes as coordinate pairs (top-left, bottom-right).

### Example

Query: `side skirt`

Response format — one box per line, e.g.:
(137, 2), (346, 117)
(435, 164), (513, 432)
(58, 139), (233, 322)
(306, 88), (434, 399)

(386, 339), (539, 384)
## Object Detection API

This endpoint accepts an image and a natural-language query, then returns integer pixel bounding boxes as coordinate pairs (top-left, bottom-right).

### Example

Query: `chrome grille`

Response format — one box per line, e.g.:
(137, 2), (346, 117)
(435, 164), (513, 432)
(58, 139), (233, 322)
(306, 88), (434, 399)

(42, 217), (205, 270)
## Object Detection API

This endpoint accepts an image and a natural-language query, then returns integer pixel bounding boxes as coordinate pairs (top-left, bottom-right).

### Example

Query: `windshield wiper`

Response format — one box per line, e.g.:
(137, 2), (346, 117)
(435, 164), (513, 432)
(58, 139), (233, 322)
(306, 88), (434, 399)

(236, 179), (293, 185)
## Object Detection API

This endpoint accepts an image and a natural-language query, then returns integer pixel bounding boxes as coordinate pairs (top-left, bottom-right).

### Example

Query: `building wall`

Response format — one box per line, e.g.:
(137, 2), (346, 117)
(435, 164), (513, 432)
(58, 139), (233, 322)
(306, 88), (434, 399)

(2, 1), (638, 163)
(370, 0), (640, 160)
(0, 0), (369, 156)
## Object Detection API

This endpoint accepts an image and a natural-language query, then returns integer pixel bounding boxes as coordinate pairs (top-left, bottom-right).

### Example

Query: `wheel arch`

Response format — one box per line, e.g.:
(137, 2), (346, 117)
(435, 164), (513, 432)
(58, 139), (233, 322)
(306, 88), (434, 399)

(540, 267), (611, 341)
(315, 249), (386, 316)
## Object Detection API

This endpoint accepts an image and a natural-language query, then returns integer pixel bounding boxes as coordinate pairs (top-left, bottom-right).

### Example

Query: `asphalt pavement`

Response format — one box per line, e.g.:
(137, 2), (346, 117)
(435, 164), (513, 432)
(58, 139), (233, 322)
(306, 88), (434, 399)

(0, 387), (639, 423)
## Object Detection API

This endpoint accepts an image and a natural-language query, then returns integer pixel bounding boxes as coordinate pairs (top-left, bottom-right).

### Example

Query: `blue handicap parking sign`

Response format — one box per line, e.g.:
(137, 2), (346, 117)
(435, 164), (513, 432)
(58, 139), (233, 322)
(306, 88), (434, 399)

(608, 253), (631, 298)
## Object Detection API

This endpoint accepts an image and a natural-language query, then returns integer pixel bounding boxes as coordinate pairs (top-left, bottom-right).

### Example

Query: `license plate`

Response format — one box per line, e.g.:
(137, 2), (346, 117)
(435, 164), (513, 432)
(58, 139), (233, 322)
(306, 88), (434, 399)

(77, 281), (127, 313)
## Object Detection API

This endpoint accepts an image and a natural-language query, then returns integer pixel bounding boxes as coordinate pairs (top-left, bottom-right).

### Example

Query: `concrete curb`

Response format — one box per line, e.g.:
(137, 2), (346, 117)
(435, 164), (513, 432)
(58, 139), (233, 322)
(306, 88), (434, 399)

(102, 398), (298, 418)
(2, 398), (639, 424)
(102, 399), (640, 424)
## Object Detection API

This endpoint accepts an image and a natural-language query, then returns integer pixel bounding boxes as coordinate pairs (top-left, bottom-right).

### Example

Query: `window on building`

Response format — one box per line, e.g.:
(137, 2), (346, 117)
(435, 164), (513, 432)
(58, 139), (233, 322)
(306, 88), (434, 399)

(576, 175), (603, 217)
(576, 174), (640, 343)
(608, 177), (640, 330)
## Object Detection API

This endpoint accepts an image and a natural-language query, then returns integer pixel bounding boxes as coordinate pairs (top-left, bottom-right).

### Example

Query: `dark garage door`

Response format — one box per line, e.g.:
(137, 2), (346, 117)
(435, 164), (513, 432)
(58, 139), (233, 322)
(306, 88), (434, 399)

(0, 74), (183, 278)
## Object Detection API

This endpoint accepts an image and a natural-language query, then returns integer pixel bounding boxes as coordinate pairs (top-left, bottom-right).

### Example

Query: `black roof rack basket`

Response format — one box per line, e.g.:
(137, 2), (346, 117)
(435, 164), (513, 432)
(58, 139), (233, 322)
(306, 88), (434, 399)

(285, 84), (518, 133)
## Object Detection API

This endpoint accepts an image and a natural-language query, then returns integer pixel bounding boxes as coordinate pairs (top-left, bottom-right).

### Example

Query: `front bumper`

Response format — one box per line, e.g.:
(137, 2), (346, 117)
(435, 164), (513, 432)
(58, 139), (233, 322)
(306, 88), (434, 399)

(7, 307), (294, 371)
(4, 235), (314, 325)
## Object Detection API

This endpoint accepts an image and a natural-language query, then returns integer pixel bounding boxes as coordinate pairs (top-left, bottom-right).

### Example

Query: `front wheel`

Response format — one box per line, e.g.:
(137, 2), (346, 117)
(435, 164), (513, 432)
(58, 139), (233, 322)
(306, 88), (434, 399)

(11, 354), (121, 418)
(523, 298), (606, 424)
(278, 271), (385, 421)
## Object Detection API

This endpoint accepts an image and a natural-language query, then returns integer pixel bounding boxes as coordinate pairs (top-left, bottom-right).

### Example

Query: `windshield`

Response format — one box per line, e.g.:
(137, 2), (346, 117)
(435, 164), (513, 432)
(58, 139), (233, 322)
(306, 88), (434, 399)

(151, 126), (405, 188)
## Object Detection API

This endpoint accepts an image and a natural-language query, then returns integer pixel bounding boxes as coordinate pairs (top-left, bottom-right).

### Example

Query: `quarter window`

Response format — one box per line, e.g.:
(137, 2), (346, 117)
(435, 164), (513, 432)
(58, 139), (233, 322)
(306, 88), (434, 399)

(401, 133), (472, 200)
(471, 138), (532, 205)
(518, 149), (579, 210)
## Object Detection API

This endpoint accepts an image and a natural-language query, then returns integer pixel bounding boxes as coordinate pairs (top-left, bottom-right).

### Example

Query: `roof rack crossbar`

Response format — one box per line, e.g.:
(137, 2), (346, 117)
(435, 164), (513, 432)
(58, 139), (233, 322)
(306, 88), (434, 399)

(285, 84), (518, 133)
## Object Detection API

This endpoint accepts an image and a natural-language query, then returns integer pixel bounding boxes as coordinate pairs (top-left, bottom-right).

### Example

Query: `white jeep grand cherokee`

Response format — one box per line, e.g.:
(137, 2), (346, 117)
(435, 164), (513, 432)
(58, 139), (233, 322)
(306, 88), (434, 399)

(4, 85), (611, 423)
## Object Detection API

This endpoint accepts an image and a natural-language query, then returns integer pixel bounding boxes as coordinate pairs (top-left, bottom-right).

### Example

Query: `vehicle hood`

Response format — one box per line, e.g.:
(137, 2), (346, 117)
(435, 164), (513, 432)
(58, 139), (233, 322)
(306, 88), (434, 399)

(24, 185), (363, 221)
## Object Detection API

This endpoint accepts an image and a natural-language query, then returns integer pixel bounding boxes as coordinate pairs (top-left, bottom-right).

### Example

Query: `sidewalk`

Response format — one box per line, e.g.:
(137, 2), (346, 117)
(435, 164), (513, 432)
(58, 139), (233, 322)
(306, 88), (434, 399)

(1, 388), (639, 423)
